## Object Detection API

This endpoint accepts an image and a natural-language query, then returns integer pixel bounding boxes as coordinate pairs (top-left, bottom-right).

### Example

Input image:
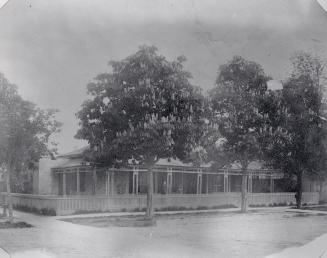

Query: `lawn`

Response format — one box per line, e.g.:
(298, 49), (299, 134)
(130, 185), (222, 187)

(302, 205), (327, 212)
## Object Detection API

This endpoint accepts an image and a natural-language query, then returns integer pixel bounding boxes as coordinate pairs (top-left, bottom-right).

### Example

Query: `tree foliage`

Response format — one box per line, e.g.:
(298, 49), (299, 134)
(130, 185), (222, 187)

(76, 46), (205, 167)
(76, 45), (205, 219)
(0, 73), (61, 191)
(210, 56), (271, 162)
(209, 56), (271, 212)
(264, 52), (327, 207)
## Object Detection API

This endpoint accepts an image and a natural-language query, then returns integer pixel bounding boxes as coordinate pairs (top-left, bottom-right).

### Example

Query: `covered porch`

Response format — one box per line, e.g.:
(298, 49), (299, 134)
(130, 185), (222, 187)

(51, 165), (284, 196)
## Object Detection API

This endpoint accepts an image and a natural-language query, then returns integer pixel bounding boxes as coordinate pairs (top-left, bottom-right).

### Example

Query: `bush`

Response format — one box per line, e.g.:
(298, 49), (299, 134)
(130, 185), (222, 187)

(196, 206), (208, 210)
(73, 209), (102, 215)
(0, 221), (33, 229)
(249, 204), (267, 208)
(211, 204), (237, 209)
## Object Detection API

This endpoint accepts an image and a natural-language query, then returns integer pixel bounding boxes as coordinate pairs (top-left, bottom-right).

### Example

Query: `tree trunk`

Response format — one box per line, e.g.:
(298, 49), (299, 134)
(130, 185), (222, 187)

(146, 167), (154, 219)
(319, 178), (324, 204)
(6, 166), (13, 223)
(296, 170), (303, 209)
(241, 161), (248, 213)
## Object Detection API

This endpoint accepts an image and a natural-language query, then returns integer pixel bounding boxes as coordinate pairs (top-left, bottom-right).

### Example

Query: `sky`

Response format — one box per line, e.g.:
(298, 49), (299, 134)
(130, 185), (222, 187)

(0, 0), (327, 154)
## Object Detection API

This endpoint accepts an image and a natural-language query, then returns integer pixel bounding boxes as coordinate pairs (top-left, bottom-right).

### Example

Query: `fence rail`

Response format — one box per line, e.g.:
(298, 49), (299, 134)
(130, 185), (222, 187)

(0, 192), (319, 215)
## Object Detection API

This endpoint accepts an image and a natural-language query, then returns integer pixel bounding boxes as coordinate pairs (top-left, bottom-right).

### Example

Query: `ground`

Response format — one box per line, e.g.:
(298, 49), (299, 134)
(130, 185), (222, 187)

(1, 208), (327, 258)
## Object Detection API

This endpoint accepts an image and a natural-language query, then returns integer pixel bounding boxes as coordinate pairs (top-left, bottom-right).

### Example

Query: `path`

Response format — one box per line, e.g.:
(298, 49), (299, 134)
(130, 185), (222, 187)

(265, 208), (327, 258)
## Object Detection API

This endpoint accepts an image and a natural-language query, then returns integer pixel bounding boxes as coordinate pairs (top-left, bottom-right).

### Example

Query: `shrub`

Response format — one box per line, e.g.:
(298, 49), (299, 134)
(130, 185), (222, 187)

(211, 204), (237, 209)
(196, 206), (208, 210)
(73, 209), (102, 215)
(249, 204), (266, 208)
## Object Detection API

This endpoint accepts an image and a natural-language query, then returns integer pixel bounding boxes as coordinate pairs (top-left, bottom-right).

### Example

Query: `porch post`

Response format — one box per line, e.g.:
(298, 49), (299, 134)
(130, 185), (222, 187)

(206, 173), (209, 194)
(62, 172), (66, 196)
(154, 171), (158, 194)
(111, 171), (115, 195)
(167, 168), (172, 194)
(106, 171), (109, 195)
(248, 172), (252, 193)
(270, 172), (274, 193)
(76, 170), (80, 195)
(224, 170), (229, 192)
(197, 169), (202, 194)
(181, 172), (184, 194)
(133, 167), (139, 195)
(92, 168), (97, 195)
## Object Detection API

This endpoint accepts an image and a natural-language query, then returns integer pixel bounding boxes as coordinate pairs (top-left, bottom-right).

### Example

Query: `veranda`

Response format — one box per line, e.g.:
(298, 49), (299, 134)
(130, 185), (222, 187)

(4, 162), (319, 216)
(51, 164), (284, 196)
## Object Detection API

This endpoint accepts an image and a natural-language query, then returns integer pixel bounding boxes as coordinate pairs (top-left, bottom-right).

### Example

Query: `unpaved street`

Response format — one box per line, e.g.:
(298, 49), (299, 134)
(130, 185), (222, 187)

(1, 209), (327, 258)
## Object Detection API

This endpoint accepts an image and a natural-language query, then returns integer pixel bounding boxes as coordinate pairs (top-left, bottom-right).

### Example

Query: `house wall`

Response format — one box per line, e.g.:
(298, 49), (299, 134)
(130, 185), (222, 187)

(37, 158), (64, 195)
(84, 172), (94, 194)
(114, 172), (129, 194)
(32, 170), (39, 194)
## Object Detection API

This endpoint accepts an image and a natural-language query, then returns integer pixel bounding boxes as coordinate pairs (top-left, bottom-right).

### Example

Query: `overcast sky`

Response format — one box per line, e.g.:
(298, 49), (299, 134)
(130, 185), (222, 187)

(0, 0), (327, 154)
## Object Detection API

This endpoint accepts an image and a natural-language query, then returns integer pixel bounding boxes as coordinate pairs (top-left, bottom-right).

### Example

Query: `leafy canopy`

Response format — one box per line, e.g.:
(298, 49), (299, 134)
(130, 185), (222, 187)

(76, 46), (204, 166)
(267, 51), (326, 178)
(0, 73), (61, 186)
(209, 56), (271, 166)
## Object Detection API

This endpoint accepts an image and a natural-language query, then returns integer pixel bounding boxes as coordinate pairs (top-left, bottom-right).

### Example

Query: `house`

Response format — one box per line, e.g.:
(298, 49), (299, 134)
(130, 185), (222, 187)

(36, 147), (285, 196)
(0, 147), (319, 215)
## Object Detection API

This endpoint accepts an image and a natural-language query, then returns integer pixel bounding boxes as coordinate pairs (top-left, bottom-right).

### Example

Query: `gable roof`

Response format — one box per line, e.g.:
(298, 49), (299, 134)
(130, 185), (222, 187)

(57, 146), (89, 159)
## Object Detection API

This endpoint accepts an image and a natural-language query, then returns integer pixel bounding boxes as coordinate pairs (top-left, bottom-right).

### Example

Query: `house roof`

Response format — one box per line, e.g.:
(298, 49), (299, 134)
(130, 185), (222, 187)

(53, 158), (87, 168)
(57, 146), (212, 168)
(57, 147), (262, 170)
(224, 160), (267, 170)
(57, 146), (89, 159)
(156, 158), (212, 168)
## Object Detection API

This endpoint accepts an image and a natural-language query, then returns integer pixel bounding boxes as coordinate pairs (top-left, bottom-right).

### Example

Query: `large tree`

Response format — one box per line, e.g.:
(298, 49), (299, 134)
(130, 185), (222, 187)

(266, 52), (326, 208)
(0, 73), (61, 222)
(76, 46), (204, 219)
(210, 56), (271, 212)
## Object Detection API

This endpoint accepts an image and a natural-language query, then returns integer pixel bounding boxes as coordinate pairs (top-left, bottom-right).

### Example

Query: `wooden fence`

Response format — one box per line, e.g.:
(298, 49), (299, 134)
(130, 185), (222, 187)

(0, 192), (319, 215)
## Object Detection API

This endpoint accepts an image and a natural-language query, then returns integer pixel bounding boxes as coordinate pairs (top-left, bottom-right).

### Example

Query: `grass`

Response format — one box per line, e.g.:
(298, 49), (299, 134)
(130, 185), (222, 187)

(0, 221), (33, 229)
(249, 202), (290, 208)
(72, 204), (238, 215)
(301, 205), (327, 212)
(155, 204), (237, 212)
(61, 215), (156, 227)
